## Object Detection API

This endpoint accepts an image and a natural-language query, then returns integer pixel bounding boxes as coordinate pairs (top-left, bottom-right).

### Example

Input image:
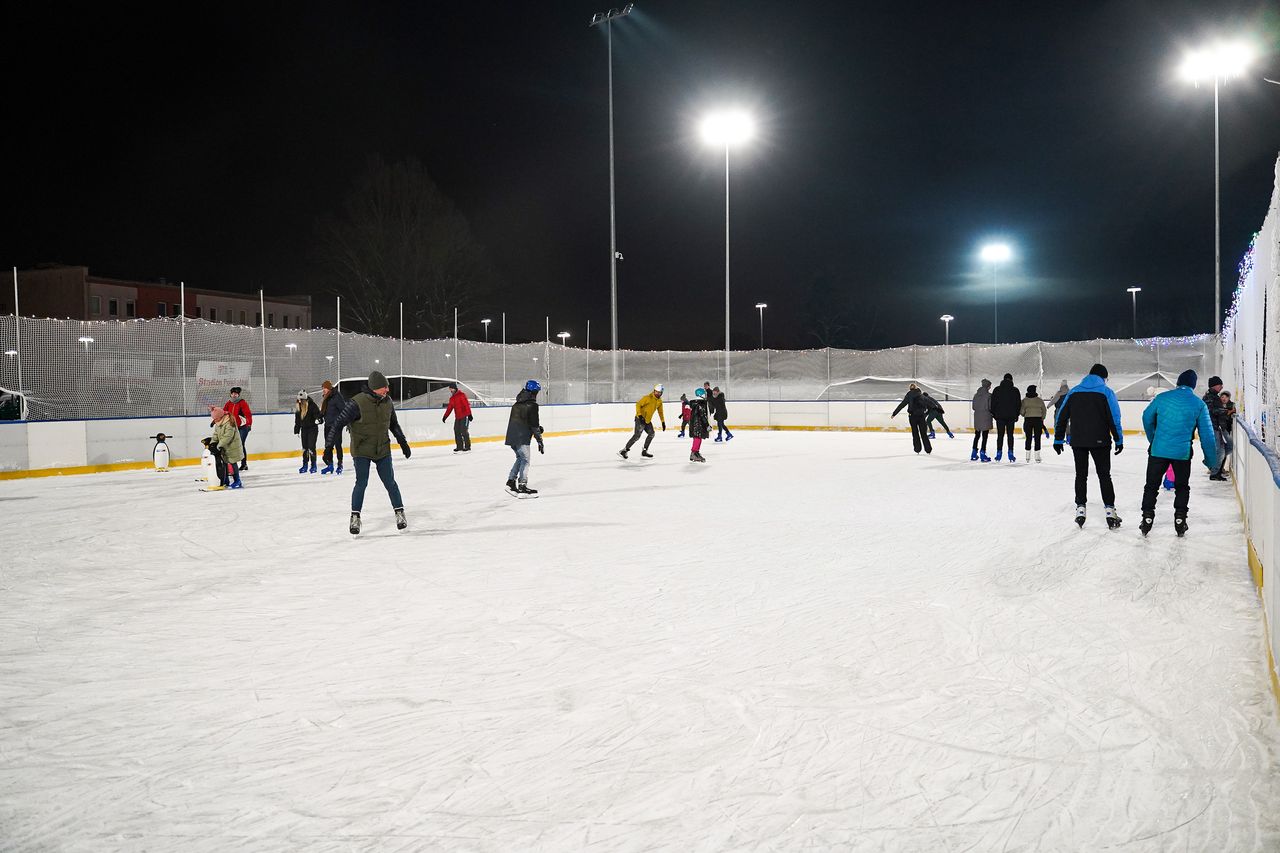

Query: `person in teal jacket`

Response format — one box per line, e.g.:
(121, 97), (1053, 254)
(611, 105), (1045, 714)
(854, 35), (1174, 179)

(1138, 369), (1218, 537)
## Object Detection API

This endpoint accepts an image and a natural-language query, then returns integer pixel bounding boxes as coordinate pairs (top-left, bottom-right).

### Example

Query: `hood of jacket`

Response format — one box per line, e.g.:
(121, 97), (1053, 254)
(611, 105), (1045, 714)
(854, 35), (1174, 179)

(979, 379), (992, 391)
(1072, 374), (1108, 393)
(515, 388), (537, 404)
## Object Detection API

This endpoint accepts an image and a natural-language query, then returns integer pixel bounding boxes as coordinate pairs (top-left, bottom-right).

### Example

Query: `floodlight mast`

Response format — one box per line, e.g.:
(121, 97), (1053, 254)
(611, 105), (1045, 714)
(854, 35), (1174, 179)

(589, 4), (634, 402)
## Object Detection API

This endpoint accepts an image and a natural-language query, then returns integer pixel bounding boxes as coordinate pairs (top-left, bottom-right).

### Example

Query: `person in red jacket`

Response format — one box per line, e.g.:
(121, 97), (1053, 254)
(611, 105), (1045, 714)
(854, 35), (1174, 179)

(442, 382), (473, 452)
(224, 386), (254, 471)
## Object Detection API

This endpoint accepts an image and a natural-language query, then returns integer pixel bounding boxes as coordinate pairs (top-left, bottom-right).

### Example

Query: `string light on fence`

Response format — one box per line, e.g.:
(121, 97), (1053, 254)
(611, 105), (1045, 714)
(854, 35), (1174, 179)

(1221, 231), (1259, 340)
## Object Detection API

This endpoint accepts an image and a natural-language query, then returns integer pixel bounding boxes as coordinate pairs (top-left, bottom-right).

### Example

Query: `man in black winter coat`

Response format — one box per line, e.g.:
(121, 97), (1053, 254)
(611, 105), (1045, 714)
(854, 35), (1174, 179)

(1203, 376), (1228, 480)
(891, 384), (933, 454)
(989, 373), (1022, 461)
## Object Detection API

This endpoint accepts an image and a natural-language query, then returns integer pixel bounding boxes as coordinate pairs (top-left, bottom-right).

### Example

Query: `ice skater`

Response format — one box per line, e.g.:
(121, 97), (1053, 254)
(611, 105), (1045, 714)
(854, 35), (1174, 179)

(443, 382), (473, 452)
(890, 383), (932, 454)
(1202, 376), (1229, 481)
(208, 405), (244, 490)
(325, 370), (411, 535)
(1049, 379), (1070, 441)
(687, 387), (711, 462)
(1019, 384), (1047, 462)
(319, 380), (347, 474)
(505, 380), (544, 496)
(619, 384), (666, 459)
(711, 387), (733, 442)
(1053, 363), (1124, 528)
(990, 373), (1022, 462)
(677, 394), (691, 437)
(971, 379), (993, 462)
(1138, 369), (1217, 537)
(293, 389), (322, 473)
(921, 391), (953, 439)
(224, 386), (253, 471)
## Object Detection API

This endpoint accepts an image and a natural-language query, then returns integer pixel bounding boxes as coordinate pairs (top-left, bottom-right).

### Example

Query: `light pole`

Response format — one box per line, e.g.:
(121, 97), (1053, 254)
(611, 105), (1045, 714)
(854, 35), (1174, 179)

(325, 354), (334, 379)
(1179, 41), (1254, 335)
(482, 318), (491, 343)
(285, 342), (297, 359)
(701, 109), (756, 395)
(557, 331), (571, 400)
(979, 243), (1012, 343)
(940, 315), (954, 400)
(1126, 287), (1141, 338)
(78, 336), (94, 352)
(589, 4), (634, 402)
(755, 302), (767, 348)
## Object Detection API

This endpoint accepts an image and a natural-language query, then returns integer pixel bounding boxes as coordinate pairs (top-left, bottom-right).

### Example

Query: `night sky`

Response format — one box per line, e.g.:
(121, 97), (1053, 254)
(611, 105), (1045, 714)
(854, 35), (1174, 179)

(6, 1), (1279, 349)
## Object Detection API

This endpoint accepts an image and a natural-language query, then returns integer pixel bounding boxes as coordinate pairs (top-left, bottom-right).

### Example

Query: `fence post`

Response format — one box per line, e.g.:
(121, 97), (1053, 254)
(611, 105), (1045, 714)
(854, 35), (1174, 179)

(11, 268), (23, 409)
(260, 290), (268, 410)
(179, 281), (187, 414)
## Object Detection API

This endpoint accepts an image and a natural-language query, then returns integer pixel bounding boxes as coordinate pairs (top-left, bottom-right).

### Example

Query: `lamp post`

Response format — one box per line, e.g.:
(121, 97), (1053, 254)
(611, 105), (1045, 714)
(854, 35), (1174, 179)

(325, 354), (334, 379)
(979, 243), (1012, 343)
(1126, 287), (1141, 338)
(482, 318), (491, 343)
(940, 315), (954, 400)
(285, 342), (297, 359)
(78, 336), (94, 352)
(755, 302), (767, 348)
(1179, 41), (1254, 336)
(557, 331), (571, 400)
(701, 109), (755, 396)
(589, 4), (635, 402)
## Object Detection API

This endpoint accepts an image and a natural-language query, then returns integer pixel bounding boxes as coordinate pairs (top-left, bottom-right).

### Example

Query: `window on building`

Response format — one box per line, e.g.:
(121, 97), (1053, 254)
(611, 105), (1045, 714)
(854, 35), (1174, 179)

(126, 301), (135, 318)
(208, 307), (217, 322)
(255, 311), (262, 326)
(268, 313), (274, 327)
(172, 303), (181, 318)
(90, 296), (101, 315)
(281, 316), (289, 329)
(108, 298), (118, 317)
(239, 310), (247, 325)
(157, 302), (167, 317)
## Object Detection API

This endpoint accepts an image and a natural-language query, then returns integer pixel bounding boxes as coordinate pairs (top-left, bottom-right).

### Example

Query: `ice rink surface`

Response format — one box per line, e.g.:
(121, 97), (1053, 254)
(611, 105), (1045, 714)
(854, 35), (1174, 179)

(2, 430), (1279, 851)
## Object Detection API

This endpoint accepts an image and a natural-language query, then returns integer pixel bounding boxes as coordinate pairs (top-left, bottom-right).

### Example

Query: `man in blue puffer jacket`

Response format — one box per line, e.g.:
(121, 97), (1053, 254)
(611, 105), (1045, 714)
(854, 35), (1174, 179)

(1054, 363), (1124, 527)
(1138, 369), (1218, 537)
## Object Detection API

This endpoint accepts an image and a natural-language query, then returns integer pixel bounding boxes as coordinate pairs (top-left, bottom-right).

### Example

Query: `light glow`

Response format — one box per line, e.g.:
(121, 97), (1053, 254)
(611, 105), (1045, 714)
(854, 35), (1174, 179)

(700, 111), (755, 147)
(1179, 42), (1254, 83)
(980, 243), (1012, 263)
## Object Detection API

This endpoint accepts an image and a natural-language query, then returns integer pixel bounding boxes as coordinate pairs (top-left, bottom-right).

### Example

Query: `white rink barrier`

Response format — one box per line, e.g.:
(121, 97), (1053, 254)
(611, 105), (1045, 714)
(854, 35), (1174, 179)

(1231, 417), (1280, 707)
(1, 399), (1159, 477)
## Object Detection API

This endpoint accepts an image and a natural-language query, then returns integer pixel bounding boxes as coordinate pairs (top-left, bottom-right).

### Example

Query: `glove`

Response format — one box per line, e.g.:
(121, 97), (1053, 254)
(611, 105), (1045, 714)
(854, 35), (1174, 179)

(468, 415), (473, 423)
(401, 444), (411, 459)
(537, 441), (545, 455)
(1054, 444), (1064, 455)
(537, 426), (545, 436)
(1114, 445), (1123, 456)
(442, 415), (448, 423)
(662, 424), (667, 432)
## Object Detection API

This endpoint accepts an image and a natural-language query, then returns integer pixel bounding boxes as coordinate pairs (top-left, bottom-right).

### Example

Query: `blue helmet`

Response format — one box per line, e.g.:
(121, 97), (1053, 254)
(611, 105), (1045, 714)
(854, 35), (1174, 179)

(695, 388), (706, 398)
(525, 380), (541, 393)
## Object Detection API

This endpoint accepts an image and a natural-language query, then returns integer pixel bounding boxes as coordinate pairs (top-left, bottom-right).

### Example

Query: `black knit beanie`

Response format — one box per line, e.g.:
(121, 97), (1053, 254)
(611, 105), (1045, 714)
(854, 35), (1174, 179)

(1089, 363), (1108, 380)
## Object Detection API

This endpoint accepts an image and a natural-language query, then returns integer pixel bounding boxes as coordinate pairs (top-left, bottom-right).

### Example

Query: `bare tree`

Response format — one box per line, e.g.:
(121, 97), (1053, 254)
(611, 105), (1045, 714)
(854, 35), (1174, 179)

(318, 156), (492, 337)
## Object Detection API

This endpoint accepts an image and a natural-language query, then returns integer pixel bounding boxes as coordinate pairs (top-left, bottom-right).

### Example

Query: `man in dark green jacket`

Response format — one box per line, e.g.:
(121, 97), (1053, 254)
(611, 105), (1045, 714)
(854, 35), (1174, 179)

(326, 370), (411, 535)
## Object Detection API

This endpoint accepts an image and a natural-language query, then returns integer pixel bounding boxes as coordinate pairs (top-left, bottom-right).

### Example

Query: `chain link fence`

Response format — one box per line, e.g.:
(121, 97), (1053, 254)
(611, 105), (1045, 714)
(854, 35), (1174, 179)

(0, 313), (1216, 421)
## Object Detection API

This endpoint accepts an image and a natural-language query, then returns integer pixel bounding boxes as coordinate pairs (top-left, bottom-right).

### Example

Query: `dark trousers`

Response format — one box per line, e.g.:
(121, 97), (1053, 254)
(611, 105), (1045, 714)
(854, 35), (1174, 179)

(716, 418), (732, 439)
(351, 455), (404, 513)
(1142, 456), (1191, 517)
(972, 430), (989, 452)
(238, 426), (251, 469)
(995, 419), (1016, 455)
(323, 433), (344, 468)
(909, 413), (933, 453)
(300, 427), (318, 464)
(1072, 445), (1115, 507)
(624, 417), (655, 451)
(212, 446), (240, 487)
(1023, 417), (1044, 451)
(453, 417), (471, 450)
(925, 412), (950, 434)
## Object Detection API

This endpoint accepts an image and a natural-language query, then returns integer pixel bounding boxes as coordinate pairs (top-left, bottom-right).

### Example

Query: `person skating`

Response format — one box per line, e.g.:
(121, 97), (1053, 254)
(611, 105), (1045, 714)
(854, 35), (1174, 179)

(687, 387), (711, 462)
(990, 373), (1022, 462)
(619, 384), (666, 459)
(325, 370), (411, 535)
(224, 386), (253, 471)
(711, 387), (733, 442)
(319, 380), (347, 474)
(1138, 369), (1217, 537)
(1019, 384), (1048, 462)
(677, 394), (691, 437)
(505, 380), (544, 495)
(293, 389), (322, 473)
(1049, 379), (1070, 441)
(443, 382), (473, 452)
(1203, 376), (1229, 481)
(209, 405), (244, 490)
(891, 383), (933, 454)
(1053, 363), (1124, 528)
(971, 379), (994, 461)
(921, 391), (954, 439)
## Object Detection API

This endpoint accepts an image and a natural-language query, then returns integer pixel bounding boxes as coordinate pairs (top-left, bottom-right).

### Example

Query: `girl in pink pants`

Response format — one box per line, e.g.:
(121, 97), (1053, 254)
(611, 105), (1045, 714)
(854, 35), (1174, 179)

(688, 388), (711, 463)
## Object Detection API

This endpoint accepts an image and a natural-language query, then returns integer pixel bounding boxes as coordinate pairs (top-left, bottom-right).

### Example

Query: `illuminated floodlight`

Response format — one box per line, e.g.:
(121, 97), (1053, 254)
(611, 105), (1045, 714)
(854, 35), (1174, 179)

(755, 302), (768, 309)
(940, 314), (954, 323)
(979, 243), (1012, 263)
(1179, 42), (1255, 83)
(1127, 286), (1142, 294)
(700, 111), (755, 147)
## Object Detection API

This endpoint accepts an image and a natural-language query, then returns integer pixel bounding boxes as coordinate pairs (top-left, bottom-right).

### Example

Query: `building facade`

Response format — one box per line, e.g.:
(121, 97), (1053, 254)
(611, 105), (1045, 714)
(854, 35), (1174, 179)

(11, 266), (312, 329)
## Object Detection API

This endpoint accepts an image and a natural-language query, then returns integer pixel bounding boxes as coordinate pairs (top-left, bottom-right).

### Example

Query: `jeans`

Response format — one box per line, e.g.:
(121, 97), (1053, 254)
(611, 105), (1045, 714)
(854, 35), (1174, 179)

(1210, 429), (1228, 476)
(1023, 417), (1044, 451)
(453, 417), (471, 451)
(1142, 456), (1191, 516)
(238, 426), (251, 467)
(351, 455), (403, 512)
(995, 419), (1016, 455)
(212, 446), (240, 487)
(1072, 445), (1115, 507)
(716, 419), (733, 439)
(908, 413), (932, 453)
(508, 445), (531, 484)
(624, 417), (655, 451)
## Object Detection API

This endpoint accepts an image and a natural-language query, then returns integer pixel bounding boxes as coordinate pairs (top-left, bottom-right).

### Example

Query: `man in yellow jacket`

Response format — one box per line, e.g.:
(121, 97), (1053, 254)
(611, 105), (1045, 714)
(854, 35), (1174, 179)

(618, 384), (666, 459)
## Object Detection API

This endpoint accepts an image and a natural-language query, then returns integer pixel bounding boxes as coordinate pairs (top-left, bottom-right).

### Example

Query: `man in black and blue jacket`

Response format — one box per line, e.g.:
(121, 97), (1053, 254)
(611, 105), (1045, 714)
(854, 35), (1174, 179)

(1054, 363), (1124, 527)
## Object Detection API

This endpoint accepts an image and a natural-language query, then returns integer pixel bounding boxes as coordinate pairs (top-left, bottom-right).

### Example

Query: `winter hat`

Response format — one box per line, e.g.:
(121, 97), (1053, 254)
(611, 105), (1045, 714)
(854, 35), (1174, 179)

(695, 388), (707, 398)
(447, 382), (458, 390)
(980, 378), (991, 389)
(368, 370), (389, 390)
(321, 380), (334, 391)
(210, 405), (225, 420)
(1026, 384), (1038, 396)
(229, 386), (242, 395)
(1089, 363), (1108, 380)
(1003, 373), (1013, 382)
(1177, 369), (1198, 388)
(1207, 375), (1223, 388)
(654, 383), (664, 394)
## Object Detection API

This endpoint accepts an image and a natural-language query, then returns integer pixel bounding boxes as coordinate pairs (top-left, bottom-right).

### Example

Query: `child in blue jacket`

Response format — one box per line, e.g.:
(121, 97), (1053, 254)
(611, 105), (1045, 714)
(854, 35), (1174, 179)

(1138, 369), (1218, 537)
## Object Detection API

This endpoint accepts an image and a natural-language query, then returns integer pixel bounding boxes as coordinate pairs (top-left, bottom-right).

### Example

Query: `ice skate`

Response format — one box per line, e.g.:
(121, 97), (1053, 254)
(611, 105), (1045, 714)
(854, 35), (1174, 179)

(617, 449), (629, 460)
(335, 463), (343, 475)
(1008, 451), (1016, 463)
(1139, 516), (1153, 537)
(1105, 506), (1122, 529)
(725, 434), (733, 442)
(320, 464), (334, 475)
(928, 430), (936, 439)
(309, 461), (317, 473)
(689, 451), (706, 463)
(714, 436), (723, 442)
(505, 478), (518, 495)
(1034, 451), (1042, 463)
(641, 450), (653, 458)
(298, 462), (308, 473)
(229, 480), (243, 490)
(970, 449), (979, 461)
(980, 452), (991, 463)
(947, 431), (955, 438)
(349, 512), (361, 535)
(517, 483), (539, 497)
(677, 432), (685, 438)
(395, 508), (407, 530)
(1174, 516), (1188, 537)
(995, 451), (1002, 461)
(1075, 505), (1086, 527)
